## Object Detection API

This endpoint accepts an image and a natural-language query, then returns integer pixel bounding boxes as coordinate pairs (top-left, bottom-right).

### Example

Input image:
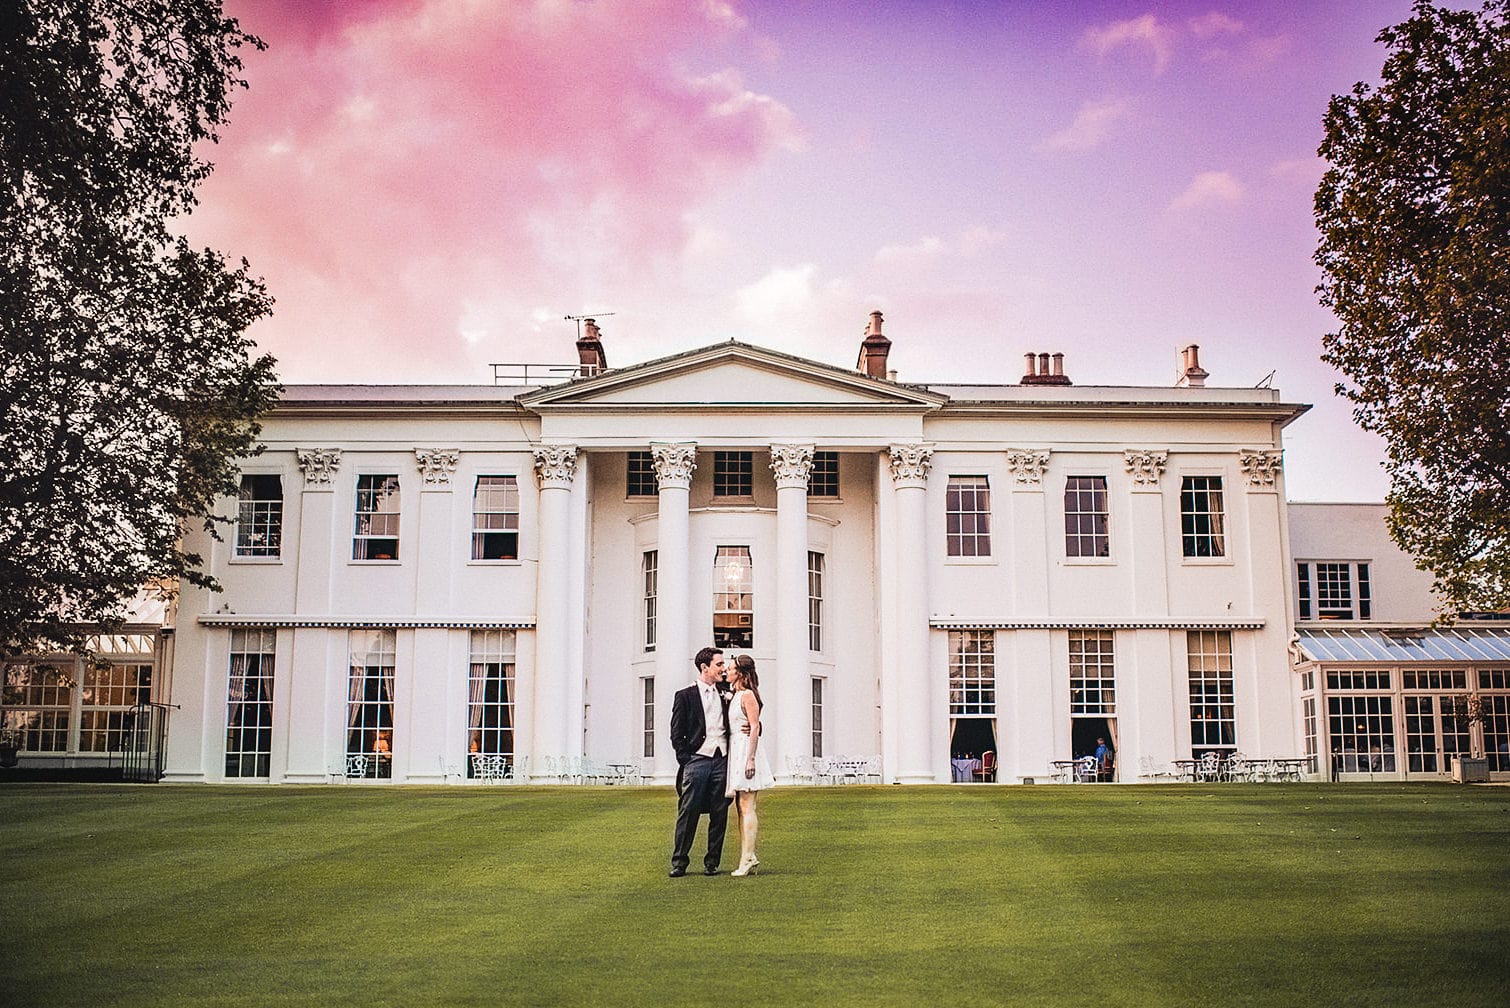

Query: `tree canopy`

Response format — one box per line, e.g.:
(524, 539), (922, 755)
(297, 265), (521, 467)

(1314, 0), (1510, 615)
(0, 1), (279, 653)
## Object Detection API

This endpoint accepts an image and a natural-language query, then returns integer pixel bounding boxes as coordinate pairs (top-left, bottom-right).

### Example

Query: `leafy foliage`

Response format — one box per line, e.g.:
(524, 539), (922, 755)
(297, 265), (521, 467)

(0, 1), (279, 652)
(1315, 0), (1510, 614)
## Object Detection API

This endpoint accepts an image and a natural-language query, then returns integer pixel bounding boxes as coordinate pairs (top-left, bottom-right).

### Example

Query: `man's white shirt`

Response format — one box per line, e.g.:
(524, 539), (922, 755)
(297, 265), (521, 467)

(694, 680), (728, 758)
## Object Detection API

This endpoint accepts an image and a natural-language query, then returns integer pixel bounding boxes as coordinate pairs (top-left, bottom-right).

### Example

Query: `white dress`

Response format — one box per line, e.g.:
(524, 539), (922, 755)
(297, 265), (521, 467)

(725, 690), (776, 795)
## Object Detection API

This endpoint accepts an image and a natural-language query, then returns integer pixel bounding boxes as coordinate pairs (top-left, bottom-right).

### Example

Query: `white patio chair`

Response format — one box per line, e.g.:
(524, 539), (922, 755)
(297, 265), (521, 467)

(786, 755), (815, 785)
(1138, 754), (1176, 782)
(345, 754), (368, 778)
(1076, 755), (1098, 783)
(1224, 753), (1250, 782)
(1197, 752), (1222, 782)
(868, 755), (884, 784)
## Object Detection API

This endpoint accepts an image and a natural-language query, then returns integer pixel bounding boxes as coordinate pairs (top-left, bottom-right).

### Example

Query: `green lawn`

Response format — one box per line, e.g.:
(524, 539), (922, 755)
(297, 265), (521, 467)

(2, 783), (1507, 1008)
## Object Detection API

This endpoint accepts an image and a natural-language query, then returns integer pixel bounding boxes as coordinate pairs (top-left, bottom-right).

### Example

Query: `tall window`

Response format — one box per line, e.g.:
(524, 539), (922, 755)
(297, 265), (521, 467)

(1326, 672), (1395, 772)
(642, 678), (655, 759)
(811, 678), (824, 758)
(642, 551), (658, 652)
(949, 630), (995, 715)
(236, 474), (283, 558)
(627, 451), (658, 497)
(347, 629), (396, 778)
(713, 546), (753, 648)
(467, 630), (515, 777)
(1064, 476), (1109, 558)
(226, 629), (275, 778)
(809, 451), (840, 498)
(808, 551), (824, 652)
(471, 476), (520, 560)
(1297, 561), (1372, 620)
(713, 451), (754, 497)
(1187, 631), (1235, 755)
(1180, 476), (1225, 558)
(353, 475), (401, 560)
(1, 662), (72, 752)
(946, 476), (992, 557)
(76, 662), (151, 754)
(1069, 631), (1116, 715)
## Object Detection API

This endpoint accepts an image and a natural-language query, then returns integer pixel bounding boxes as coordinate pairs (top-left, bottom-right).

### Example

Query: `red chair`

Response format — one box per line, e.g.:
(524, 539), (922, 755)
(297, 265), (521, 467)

(973, 750), (996, 782)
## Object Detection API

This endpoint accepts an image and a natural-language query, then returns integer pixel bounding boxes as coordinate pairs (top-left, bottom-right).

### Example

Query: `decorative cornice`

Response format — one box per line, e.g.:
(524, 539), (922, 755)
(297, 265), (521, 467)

(296, 448), (342, 488)
(888, 443), (934, 488)
(650, 442), (698, 489)
(532, 444), (578, 489)
(1004, 448), (1050, 486)
(198, 615), (535, 630)
(1123, 449), (1168, 488)
(414, 448), (460, 487)
(1239, 449), (1283, 489)
(770, 443), (815, 489)
(930, 618), (1266, 631)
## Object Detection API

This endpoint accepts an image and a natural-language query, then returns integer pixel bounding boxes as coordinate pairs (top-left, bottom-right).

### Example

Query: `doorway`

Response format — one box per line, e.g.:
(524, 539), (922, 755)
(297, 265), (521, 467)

(1072, 716), (1117, 781)
(950, 717), (997, 782)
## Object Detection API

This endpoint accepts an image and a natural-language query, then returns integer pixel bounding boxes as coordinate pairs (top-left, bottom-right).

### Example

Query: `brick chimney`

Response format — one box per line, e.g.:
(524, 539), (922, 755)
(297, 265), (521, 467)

(576, 318), (608, 377)
(1175, 344), (1208, 388)
(1021, 350), (1072, 385)
(856, 310), (891, 380)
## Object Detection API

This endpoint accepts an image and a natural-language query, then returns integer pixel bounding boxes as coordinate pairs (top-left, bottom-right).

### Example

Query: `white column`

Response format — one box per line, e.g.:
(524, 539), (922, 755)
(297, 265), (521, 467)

(410, 449), (459, 784)
(770, 444), (814, 783)
(531, 444), (577, 780)
(889, 443), (935, 783)
(652, 442), (697, 783)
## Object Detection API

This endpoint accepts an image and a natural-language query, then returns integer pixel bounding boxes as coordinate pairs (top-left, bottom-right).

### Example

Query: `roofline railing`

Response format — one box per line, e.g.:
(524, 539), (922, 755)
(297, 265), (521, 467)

(490, 363), (585, 386)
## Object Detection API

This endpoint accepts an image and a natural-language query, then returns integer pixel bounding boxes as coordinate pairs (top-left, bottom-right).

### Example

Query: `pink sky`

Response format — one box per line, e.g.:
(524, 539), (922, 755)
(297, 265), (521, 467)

(184, 0), (1430, 502)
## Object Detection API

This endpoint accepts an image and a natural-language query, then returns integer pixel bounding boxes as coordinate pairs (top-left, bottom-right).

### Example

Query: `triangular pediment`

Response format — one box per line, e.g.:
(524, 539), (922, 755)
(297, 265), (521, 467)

(518, 341), (947, 411)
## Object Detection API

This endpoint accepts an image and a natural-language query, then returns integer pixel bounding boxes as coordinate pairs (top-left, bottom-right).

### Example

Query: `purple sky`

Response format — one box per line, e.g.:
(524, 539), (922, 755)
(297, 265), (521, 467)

(184, 1), (1434, 502)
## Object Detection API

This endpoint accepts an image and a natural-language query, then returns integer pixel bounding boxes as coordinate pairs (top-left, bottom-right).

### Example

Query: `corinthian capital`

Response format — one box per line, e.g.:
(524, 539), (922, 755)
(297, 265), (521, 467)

(650, 442), (697, 490)
(769, 444), (815, 489)
(1239, 449), (1283, 489)
(533, 445), (578, 489)
(1005, 448), (1050, 486)
(296, 448), (342, 488)
(888, 443), (934, 488)
(1123, 449), (1168, 488)
(414, 448), (460, 487)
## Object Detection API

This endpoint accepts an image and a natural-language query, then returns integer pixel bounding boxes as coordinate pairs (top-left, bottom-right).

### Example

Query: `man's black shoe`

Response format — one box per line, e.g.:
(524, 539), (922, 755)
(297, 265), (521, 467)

(668, 868), (686, 878)
(703, 867), (720, 876)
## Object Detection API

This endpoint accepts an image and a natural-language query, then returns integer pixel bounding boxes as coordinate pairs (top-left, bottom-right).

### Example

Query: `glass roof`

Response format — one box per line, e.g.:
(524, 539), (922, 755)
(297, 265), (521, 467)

(1296, 627), (1510, 663)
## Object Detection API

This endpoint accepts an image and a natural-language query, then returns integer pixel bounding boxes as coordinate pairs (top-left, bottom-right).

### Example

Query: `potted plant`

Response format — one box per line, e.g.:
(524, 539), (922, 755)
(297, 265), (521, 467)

(0, 724), (20, 769)
(1449, 694), (1490, 783)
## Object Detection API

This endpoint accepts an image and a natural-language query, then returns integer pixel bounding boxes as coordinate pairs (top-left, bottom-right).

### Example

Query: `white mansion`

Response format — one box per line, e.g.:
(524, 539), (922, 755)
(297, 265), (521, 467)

(5, 315), (1508, 783)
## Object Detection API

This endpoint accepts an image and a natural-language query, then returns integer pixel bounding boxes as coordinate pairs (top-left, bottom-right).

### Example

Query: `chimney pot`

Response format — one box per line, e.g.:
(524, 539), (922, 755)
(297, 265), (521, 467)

(1051, 352), (1064, 377)
(857, 309), (892, 379)
(1177, 343), (1208, 388)
(1022, 349), (1073, 386)
(1024, 352), (1037, 377)
(575, 318), (608, 376)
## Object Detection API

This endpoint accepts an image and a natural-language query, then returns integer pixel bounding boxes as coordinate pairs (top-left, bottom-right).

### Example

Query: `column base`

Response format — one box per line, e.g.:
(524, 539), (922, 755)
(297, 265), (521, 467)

(894, 772), (939, 785)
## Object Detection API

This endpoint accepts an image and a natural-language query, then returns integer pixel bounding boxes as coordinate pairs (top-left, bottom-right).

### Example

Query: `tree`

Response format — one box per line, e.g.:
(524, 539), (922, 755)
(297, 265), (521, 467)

(1314, 0), (1510, 615)
(0, 1), (279, 653)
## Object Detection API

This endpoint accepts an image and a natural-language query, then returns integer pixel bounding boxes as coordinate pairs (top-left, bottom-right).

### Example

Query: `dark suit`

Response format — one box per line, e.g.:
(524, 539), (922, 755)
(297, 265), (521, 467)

(669, 682), (731, 873)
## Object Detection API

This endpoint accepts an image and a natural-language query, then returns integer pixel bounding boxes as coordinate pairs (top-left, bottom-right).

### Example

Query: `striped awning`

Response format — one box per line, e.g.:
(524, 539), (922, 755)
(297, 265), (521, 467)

(1295, 626), (1510, 663)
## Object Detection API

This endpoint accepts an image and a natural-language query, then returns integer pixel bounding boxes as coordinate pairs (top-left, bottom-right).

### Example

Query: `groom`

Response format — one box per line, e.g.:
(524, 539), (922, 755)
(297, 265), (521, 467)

(668, 646), (731, 877)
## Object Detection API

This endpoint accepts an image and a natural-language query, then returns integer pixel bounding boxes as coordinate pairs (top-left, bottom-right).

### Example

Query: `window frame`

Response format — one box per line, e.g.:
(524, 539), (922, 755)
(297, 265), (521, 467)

(346, 629), (397, 779)
(1296, 561), (1373, 620)
(808, 551), (824, 653)
(643, 550), (658, 653)
(713, 451), (755, 499)
(626, 451), (659, 498)
(352, 474), (402, 562)
(470, 475), (520, 562)
(809, 451), (840, 499)
(466, 630), (516, 778)
(1187, 630), (1235, 756)
(945, 476), (993, 560)
(1069, 630), (1116, 716)
(234, 473), (284, 561)
(712, 545), (754, 649)
(1179, 475), (1226, 560)
(948, 630), (996, 715)
(225, 628), (276, 778)
(1063, 475), (1111, 560)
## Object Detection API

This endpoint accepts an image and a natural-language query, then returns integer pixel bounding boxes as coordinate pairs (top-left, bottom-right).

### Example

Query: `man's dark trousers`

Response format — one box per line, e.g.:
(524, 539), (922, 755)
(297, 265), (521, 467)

(671, 753), (729, 873)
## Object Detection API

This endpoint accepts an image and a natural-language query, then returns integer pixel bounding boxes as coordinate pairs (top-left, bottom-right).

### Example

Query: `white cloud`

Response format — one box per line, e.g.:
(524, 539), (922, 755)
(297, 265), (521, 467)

(1038, 98), (1133, 153)
(1082, 14), (1175, 74)
(734, 264), (819, 322)
(1188, 12), (1244, 38)
(1170, 171), (1244, 211)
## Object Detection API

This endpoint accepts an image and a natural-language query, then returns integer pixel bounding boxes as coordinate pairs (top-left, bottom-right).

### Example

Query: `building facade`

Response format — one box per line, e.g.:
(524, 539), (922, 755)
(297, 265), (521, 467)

(145, 317), (1328, 785)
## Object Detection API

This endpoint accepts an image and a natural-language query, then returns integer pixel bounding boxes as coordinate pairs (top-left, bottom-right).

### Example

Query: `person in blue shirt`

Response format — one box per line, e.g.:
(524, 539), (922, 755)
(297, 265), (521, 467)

(1094, 737), (1115, 782)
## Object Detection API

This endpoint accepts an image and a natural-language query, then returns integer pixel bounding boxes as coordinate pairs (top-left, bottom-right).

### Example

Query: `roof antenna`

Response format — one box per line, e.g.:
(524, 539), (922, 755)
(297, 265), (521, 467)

(565, 312), (615, 338)
(1255, 369), (1276, 388)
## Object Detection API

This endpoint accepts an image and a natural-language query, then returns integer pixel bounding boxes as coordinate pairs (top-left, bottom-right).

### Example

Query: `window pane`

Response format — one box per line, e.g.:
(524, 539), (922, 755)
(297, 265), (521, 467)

(472, 476), (519, 560)
(946, 477), (991, 558)
(466, 630), (516, 778)
(226, 629), (275, 777)
(713, 451), (753, 497)
(1180, 476), (1225, 558)
(236, 474), (283, 558)
(713, 546), (754, 648)
(949, 630), (995, 715)
(347, 629), (396, 778)
(354, 475), (401, 560)
(1064, 476), (1109, 558)
(809, 451), (840, 498)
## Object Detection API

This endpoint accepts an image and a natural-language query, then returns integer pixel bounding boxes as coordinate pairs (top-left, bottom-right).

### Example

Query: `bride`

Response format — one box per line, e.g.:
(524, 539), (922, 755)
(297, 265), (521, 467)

(725, 654), (775, 876)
